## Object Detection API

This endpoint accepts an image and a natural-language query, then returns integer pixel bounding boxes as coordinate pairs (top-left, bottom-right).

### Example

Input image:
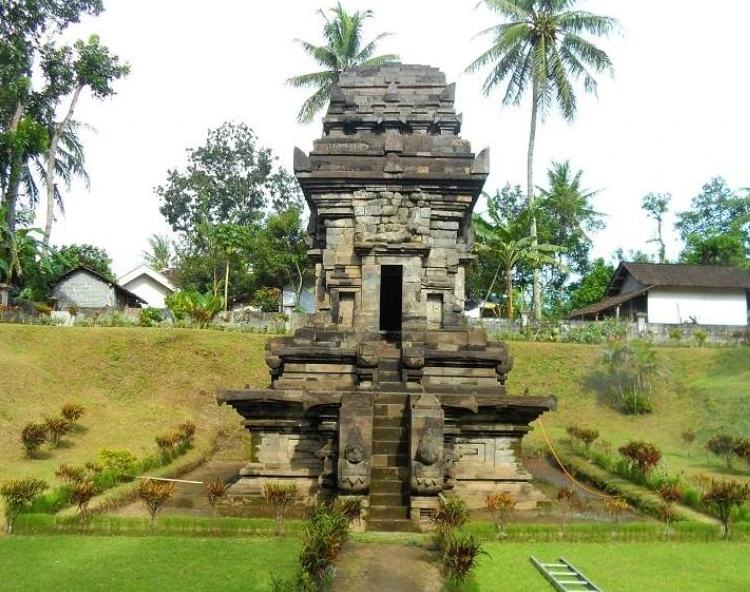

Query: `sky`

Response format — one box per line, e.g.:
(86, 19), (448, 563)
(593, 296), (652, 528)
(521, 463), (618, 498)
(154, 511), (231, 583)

(43, 0), (750, 277)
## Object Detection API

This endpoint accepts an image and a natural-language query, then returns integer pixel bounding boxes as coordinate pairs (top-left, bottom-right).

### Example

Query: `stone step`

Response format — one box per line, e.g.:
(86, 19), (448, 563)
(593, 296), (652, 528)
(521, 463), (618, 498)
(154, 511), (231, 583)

(375, 394), (409, 404)
(369, 492), (409, 506)
(372, 440), (408, 455)
(373, 408), (407, 421)
(372, 455), (409, 470)
(366, 479), (404, 494)
(371, 427), (406, 442)
(371, 466), (408, 480)
(368, 503), (410, 519)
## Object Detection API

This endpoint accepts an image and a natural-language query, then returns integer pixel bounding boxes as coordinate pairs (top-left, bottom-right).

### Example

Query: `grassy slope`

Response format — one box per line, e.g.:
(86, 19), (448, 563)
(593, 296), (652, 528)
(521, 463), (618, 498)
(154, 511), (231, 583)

(1, 326), (749, 498)
(0, 326), (269, 489)
(507, 342), (750, 479)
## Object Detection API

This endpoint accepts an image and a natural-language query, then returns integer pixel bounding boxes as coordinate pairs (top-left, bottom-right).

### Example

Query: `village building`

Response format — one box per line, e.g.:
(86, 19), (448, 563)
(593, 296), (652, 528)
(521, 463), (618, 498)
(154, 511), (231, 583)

(117, 264), (176, 309)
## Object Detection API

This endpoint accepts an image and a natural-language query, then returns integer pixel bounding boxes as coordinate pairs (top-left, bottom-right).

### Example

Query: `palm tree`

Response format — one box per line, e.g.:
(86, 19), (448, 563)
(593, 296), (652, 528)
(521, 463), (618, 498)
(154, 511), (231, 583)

(466, 0), (617, 320)
(287, 3), (399, 124)
(141, 233), (173, 271)
(473, 199), (560, 320)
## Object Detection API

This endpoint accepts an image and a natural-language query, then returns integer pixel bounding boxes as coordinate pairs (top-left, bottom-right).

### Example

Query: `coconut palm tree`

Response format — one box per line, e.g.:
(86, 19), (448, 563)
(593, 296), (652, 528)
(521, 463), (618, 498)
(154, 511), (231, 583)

(287, 3), (399, 124)
(466, 0), (618, 319)
(141, 233), (173, 272)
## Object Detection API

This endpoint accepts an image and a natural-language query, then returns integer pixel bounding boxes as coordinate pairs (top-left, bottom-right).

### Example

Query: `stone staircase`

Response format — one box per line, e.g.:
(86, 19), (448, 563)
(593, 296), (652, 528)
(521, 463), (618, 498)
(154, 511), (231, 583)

(367, 344), (414, 532)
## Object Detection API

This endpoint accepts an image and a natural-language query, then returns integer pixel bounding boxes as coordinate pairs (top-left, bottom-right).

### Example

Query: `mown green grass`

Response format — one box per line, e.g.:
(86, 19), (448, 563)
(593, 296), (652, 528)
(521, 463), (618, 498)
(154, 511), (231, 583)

(473, 541), (750, 592)
(0, 535), (299, 592)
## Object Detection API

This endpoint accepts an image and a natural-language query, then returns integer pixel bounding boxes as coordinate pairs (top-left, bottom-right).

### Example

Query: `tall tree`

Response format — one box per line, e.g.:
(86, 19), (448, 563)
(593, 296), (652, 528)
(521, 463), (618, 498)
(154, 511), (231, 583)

(0, 0), (104, 233)
(536, 160), (603, 302)
(641, 192), (671, 263)
(473, 191), (560, 319)
(141, 234), (173, 271)
(566, 257), (613, 312)
(675, 177), (749, 266)
(157, 122), (298, 237)
(466, 0), (617, 319)
(41, 34), (129, 245)
(287, 3), (399, 124)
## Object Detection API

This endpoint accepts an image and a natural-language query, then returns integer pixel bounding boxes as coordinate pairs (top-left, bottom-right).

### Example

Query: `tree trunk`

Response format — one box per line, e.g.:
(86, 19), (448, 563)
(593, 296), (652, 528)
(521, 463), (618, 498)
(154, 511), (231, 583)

(505, 266), (514, 320)
(3, 102), (25, 234)
(223, 257), (230, 312)
(482, 262), (503, 319)
(44, 85), (83, 247)
(527, 86), (541, 320)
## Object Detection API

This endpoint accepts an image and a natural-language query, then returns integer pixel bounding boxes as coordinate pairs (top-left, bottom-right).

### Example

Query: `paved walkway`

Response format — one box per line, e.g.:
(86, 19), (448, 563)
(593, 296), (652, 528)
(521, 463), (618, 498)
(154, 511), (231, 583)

(332, 541), (444, 592)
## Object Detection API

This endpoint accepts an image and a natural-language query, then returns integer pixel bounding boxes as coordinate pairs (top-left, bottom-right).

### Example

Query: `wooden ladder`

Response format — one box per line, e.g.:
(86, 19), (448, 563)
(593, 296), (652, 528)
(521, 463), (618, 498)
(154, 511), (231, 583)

(530, 557), (605, 592)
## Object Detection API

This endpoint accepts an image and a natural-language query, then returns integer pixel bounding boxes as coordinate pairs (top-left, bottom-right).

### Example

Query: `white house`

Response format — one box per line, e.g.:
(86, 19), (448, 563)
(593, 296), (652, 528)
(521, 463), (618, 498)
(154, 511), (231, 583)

(569, 262), (750, 326)
(117, 265), (176, 309)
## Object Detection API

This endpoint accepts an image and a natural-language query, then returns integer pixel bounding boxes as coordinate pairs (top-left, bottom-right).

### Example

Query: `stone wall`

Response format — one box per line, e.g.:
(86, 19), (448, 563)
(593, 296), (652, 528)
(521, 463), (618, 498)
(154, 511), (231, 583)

(53, 271), (116, 308)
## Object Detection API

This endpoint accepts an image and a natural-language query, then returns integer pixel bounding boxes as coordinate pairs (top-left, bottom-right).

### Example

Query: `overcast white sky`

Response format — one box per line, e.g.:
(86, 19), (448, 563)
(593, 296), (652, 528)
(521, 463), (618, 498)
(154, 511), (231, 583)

(44, 0), (750, 276)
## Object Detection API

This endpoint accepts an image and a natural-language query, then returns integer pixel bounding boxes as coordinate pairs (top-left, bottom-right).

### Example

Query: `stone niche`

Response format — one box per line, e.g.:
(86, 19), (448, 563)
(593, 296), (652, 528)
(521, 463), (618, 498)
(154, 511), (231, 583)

(218, 63), (555, 531)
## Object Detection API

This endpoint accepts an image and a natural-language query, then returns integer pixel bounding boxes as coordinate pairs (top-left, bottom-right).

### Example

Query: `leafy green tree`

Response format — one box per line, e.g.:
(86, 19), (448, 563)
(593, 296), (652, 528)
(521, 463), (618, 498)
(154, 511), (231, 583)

(41, 34), (129, 245)
(565, 257), (613, 313)
(467, 0), (618, 319)
(1, 477), (47, 534)
(53, 243), (114, 280)
(287, 3), (399, 124)
(251, 208), (310, 307)
(157, 122), (298, 234)
(536, 160), (604, 310)
(676, 177), (749, 266)
(641, 192), (671, 263)
(0, 0), (105, 233)
(474, 192), (560, 319)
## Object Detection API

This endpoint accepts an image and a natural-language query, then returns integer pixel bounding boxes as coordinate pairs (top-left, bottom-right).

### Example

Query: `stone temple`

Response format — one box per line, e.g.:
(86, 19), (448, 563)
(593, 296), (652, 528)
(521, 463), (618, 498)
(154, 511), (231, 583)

(218, 63), (555, 531)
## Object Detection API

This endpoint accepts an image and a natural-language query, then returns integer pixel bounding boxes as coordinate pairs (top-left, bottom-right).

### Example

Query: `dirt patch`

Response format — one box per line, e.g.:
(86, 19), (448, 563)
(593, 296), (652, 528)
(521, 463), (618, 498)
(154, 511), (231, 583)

(331, 541), (443, 592)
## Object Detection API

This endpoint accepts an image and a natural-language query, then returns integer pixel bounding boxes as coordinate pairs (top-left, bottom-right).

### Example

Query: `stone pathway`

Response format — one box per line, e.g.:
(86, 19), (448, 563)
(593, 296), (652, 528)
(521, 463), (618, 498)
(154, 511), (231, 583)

(331, 541), (444, 592)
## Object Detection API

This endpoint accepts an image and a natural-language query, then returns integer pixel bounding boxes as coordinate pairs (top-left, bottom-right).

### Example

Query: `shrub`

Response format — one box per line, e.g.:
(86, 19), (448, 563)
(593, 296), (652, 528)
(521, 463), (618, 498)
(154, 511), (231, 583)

(658, 482), (683, 531)
(602, 340), (659, 415)
(21, 422), (48, 457)
(700, 477), (750, 539)
(693, 329), (708, 347)
(618, 441), (661, 478)
(486, 491), (515, 536)
(99, 449), (140, 482)
(556, 486), (578, 528)
(167, 290), (223, 328)
(442, 532), (486, 592)
(55, 462), (102, 518)
(205, 479), (227, 519)
(706, 434), (739, 469)
(61, 403), (85, 423)
(333, 496), (364, 524)
(668, 327), (683, 342)
(44, 416), (71, 448)
(1, 478), (47, 534)
(433, 495), (469, 551)
(138, 307), (163, 327)
(138, 479), (175, 529)
(297, 502), (351, 590)
(262, 481), (297, 536)
(604, 498), (630, 529)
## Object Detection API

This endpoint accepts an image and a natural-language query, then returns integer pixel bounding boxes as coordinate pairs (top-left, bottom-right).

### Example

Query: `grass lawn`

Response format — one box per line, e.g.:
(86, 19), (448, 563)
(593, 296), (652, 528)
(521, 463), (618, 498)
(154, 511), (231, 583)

(474, 541), (750, 592)
(0, 535), (299, 592)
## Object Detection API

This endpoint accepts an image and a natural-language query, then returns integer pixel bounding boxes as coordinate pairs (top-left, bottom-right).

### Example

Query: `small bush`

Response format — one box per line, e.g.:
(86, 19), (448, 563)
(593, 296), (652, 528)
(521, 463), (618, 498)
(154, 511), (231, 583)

(99, 449), (140, 482)
(138, 479), (175, 529)
(693, 329), (708, 347)
(297, 502), (351, 590)
(486, 491), (515, 536)
(442, 532), (486, 591)
(262, 481), (297, 536)
(668, 327), (683, 342)
(61, 403), (85, 422)
(21, 422), (48, 457)
(706, 434), (739, 469)
(1, 478), (47, 534)
(658, 482), (683, 531)
(44, 417), (71, 448)
(333, 496), (364, 524)
(618, 441), (661, 478)
(138, 307), (163, 327)
(205, 479), (228, 519)
(433, 495), (469, 551)
(604, 498), (630, 528)
(700, 477), (750, 539)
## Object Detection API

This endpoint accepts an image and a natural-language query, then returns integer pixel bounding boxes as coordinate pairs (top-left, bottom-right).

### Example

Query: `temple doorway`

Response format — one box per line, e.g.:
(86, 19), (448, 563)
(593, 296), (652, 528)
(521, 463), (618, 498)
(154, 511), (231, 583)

(379, 265), (403, 333)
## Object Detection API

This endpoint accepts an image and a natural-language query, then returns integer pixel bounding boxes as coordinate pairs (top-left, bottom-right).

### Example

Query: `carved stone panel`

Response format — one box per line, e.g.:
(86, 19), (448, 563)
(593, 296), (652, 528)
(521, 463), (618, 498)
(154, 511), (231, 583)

(410, 394), (444, 494)
(338, 393), (374, 493)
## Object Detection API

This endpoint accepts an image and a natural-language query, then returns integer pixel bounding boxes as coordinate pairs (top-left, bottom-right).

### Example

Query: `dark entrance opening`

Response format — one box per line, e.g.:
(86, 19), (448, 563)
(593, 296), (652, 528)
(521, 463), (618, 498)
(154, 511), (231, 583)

(379, 265), (403, 334)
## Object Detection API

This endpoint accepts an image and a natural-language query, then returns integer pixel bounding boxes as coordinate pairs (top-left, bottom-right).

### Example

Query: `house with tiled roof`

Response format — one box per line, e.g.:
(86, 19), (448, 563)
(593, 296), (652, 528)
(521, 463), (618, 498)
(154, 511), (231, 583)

(117, 265), (176, 309)
(569, 262), (750, 325)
